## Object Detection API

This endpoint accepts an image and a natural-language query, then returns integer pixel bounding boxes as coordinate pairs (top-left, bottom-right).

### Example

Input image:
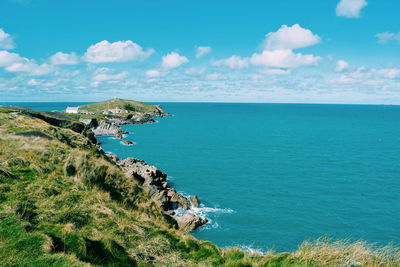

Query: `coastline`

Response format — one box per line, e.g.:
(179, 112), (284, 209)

(79, 106), (210, 232)
(1, 104), (399, 266)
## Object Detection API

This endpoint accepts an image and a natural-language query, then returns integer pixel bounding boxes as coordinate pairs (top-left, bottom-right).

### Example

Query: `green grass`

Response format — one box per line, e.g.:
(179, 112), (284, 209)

(79, 98), (157, 114)
(0, 107), (399, 266)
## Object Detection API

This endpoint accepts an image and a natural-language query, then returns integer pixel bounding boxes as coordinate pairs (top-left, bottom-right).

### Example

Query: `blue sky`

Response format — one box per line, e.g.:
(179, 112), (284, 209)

(0, 0), (399, 103)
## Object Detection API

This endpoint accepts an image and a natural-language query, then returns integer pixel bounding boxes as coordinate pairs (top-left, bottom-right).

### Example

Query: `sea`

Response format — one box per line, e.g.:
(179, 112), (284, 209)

(4, 102), (400, 252)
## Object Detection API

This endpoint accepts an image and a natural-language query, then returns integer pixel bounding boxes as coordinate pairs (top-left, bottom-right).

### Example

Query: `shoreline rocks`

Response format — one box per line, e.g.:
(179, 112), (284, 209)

(88, 106), (207, 231)
(173, 213), (208, 232)
(80, 109), (169, 139)
(190, 195), (200, 208)
(114, 157), (208, 231)
(121, 140), (134, 146)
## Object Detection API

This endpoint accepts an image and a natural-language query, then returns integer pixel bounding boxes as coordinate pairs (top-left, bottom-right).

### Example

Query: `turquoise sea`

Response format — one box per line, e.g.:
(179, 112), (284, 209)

(5, 102), (400, 252)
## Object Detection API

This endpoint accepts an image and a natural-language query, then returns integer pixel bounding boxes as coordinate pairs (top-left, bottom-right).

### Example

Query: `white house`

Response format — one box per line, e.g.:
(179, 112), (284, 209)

(65, 106), (80, 114)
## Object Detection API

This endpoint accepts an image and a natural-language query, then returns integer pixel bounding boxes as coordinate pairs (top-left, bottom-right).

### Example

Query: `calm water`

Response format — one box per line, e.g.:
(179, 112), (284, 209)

(6, 102), (400, 251)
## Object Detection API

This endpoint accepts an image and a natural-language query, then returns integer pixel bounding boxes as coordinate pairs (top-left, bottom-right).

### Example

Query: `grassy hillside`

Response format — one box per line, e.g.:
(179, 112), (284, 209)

(79, 99), (157, 114)
(0, 107), (399, 266)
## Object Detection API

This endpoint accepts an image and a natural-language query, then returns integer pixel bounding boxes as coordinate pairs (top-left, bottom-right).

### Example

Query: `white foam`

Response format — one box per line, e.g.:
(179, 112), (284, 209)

(198, 220), (220, 230)
(235, 245), (265, 255)
(173, 202), (234, 231)
(190, 205), (235, 216)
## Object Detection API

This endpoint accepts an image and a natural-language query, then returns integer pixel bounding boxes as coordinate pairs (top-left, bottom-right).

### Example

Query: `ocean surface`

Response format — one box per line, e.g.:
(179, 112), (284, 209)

(5, 102), (400, 252)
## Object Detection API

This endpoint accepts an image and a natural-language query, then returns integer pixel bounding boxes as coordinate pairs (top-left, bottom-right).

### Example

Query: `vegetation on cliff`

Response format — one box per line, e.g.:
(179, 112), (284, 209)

(79, 98), (158, 114)
(0, 107), (399, 266)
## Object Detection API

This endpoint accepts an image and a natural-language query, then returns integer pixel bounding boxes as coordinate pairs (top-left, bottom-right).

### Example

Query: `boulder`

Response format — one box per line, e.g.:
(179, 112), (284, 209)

(115, 132), (123, 139)
(121, 140), (133, 145)
(174, 213), (208, 232)
(190, 195), (200, 208)
(167, 189), (190, 210)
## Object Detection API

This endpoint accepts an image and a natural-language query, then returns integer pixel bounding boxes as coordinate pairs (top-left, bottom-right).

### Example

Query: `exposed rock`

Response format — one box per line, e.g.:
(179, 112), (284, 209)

(117, 157), (170, 210)
(115, 132), (123, 139)
(167, 189), (190, 210)
(164, 210), (175, 216)
(190, 195), (200, 208)
(115, 157), (208, 231)
(173, 213), (208, 232)
(121, 140), (134, 146)
(87, 105), (170, 139)
(105, 153), (119, 162)
(79, 118), (98, 128)
(90, 107), (207, 232)
(92, 120), (120, 136)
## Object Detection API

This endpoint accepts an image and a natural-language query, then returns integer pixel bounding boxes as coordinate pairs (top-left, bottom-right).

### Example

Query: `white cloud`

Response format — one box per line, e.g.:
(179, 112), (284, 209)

(145, 69), (168, 77)
(263, 24), (321, 50)
(195, 46), (212, 58)
(335, 60), (349, 72)
(50, 52), (79, 65)
(26, 78), (62, 87)
(374, 68), (400, 79)
(27, 79), (41, 86)
(0, 28), (14, 50)
(83, 40), (154, 63)
(6, 62), (54, 76)
(211, 55), (249, 69)
(260, 68), (291, 75)
(336, 0), (368, 18)
(375, 32), (400, 44)
(250, 49), (321, 69)
(329, 67), (400, 86)
(249, 25), (322, 71)
(92, 67), (128, 81)
(0, 51), (53, 75)
(161, 52), (189, 69)
(0, 51), (23, 67)
(205, 73), (222, 80)
(185, 67), (206, 75)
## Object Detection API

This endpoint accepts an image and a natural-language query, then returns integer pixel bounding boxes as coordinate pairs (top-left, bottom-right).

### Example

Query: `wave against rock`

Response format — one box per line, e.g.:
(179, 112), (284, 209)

(114, 157), (208, 231)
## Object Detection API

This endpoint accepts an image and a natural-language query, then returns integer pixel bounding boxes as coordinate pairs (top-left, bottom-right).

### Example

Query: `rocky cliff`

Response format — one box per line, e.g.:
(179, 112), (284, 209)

(116, 157), (207, 231)
(79, 105), (170, 138)
(7, 106), (208, 232)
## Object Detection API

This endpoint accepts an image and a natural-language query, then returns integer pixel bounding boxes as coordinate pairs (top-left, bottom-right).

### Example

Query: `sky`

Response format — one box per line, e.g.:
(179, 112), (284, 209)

(0, 0), (399, 103)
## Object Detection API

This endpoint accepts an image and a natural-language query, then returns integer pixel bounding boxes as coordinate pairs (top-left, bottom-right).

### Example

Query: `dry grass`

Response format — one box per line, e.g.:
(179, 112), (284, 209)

(292, 238), (400, 266)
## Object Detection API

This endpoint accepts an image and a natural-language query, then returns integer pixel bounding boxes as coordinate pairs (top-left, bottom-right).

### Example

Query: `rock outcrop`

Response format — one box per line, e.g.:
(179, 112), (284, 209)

(121, 140), (133, 146)
(79, 107), (169, 139)
(90, 120), (121, 136)
(78, 105), (206, 231)
(173, 213), (208, 232)
(115, 157), (208, 231)
(190, 195), (200, 208)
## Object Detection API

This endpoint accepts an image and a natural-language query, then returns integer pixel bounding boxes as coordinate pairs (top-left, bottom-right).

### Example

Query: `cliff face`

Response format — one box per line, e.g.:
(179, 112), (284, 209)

(3, 107), (207, 231)
(0, 107), (214, 266)
(0, 106), (398, 267)
(0, 107), (218, 266)
(79, 105), (169, 138)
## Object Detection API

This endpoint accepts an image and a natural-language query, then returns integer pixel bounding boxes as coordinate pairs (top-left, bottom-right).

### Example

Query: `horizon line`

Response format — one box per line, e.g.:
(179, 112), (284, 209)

(2, 101), (400, 106)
